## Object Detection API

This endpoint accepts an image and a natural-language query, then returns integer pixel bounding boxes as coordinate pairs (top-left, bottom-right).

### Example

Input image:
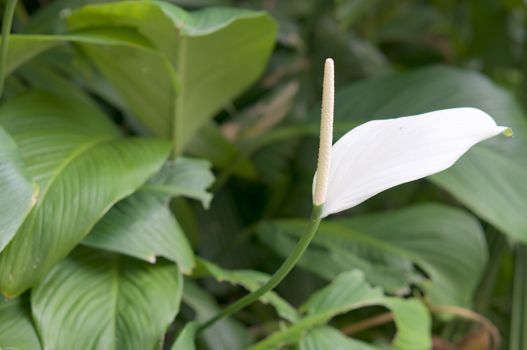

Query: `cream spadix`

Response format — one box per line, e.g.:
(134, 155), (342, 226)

(320, 107), (510, 217)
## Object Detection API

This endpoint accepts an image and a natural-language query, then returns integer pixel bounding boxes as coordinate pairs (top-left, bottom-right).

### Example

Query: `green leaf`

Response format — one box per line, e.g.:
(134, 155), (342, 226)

(331, 66), (527, 242)
(196, 258), (299, 322)
(187, 122), (257, 180)
(183, 281), (252, 350)
(146, 158), (215, 208)
(0, 297), (42, 350)
(67, 1), (277, 153)
(258, 204), (486, 307)
(31, 246), (183, 350)
(83, 191), (195, 273)
(248, 271), (431, 350)
(4, 35), (61, 76)
(21, 0), (118, 34)
(83, 158), (213, 273)
(171, 322), (198, 350)
(0, 91), (170, 297)
(300, 327), (379, 350)
(2, 32), (150, 77)
(0, 127), (37, 252)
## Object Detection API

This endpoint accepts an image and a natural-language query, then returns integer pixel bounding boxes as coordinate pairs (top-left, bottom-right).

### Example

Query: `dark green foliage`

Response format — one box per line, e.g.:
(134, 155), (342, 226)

(0, 0), (525, 348)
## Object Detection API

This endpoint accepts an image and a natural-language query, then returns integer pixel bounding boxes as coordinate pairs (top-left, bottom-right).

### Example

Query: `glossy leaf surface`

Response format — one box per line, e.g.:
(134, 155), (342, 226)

(258, 204), (486, 307)
(32, 247), (183, 350)
(0, 127), (37, 252)
(84, 158), (213, 273)
(0, 91), (170, 297)
(0, 297), (42, 350)
(67, 1), (277, 153)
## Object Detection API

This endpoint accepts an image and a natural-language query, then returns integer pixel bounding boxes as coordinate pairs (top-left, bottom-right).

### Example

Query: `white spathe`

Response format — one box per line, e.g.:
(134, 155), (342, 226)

(320, 107), (509, 217)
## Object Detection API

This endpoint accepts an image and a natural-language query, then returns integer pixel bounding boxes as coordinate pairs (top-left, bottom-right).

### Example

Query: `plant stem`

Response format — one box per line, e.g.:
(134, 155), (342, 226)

(475, 230), (507, 313)
(0, 0), (17, 99)
(510, 244), (527, 350)
(198, 205), (322, 332)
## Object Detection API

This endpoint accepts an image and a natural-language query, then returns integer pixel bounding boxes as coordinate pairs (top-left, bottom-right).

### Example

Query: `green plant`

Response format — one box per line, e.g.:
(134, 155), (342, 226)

(1, 0), (526, 349)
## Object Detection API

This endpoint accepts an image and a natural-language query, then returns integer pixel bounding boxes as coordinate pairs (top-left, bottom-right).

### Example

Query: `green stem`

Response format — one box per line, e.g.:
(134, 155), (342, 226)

(198, 205), (323, 332)
(0, 0), (17, 99)
(475, 230), (507, 313)
(510, 244), (527, 350)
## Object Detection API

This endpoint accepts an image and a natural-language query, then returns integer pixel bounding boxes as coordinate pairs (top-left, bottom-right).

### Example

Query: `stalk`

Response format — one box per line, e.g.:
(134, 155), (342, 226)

(0, 0), (17, 98)
(198, 58), (334, 333)
(198, 205), (322, 332)
(510, 244), (527, 350)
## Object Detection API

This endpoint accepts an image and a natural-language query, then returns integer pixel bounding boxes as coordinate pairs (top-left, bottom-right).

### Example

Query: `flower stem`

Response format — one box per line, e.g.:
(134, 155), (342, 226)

(0, 0), (18, 99)
(198, 205), (322, 332)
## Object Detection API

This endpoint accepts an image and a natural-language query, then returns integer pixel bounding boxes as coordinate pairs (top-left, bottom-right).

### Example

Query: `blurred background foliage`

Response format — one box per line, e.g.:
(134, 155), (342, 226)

(2, 0), (527, 349)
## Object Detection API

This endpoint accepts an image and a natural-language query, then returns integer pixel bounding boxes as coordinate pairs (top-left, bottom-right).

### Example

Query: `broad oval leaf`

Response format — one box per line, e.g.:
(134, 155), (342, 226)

(83, 158), (214, 273)
(0, 91), (170, 297)
(0, 127), (37, 252)
(67, 1), (277, 153)
(146, 158), (215, 208)
(31, 247), (183, 350)
(331, 65), (527, 242)
(83, 192), (195, 273)
(0, 296), (42, 350)
(248, 271), (431, 350)
(258, 204), (487, 307)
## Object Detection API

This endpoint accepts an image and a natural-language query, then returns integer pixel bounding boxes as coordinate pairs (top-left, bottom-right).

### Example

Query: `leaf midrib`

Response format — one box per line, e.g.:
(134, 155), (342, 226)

(17, 135), (116, 248)
(173, 32), (187, 155)
(30, 135), (115, 214)
(110, 253), (120, 350)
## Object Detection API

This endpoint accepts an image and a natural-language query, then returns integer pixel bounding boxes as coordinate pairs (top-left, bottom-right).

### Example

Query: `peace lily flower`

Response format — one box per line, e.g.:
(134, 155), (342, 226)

(313, 58), (511, 217)
(200, 58), (511, 332)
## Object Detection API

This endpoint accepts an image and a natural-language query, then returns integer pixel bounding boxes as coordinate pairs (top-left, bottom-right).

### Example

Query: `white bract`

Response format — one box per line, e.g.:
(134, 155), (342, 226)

(312, 59), (510, 218)
(318, 107), (509, 217)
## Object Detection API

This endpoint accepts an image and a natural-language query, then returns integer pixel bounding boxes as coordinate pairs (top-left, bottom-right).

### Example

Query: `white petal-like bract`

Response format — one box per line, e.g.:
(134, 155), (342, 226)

(321, 107), (508, 217)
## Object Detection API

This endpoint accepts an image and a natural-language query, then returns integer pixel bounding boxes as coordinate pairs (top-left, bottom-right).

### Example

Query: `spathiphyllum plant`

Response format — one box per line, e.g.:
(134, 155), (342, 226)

(197, 58), (511, 334)
(1, 1), (524, 349)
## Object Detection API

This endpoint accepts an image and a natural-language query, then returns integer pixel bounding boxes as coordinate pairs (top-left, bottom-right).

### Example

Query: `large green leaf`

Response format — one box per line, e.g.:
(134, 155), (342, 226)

(83, 191), (195, 273)
(83, 158), (214, 273)
(31, 246), (182, 350)
(183, 281), (252, 350)
(0, 127), (37, 252)
(196, 258), (299, 322)
(0, 297), (42, 350)
(2, 32), (155, 77)
(5, 35), (61, 76)
(258, 204), (486, 307)
(248, 271), (431, 350)
(3, 33), (258, 178)
(171, 322), (198, 350)
(300, 327), (379, 350)
(330, 66), (527, 242)
(146, 158), (215, 208)
(0, 91), (170, 297)
(67, 1), (277, 153)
